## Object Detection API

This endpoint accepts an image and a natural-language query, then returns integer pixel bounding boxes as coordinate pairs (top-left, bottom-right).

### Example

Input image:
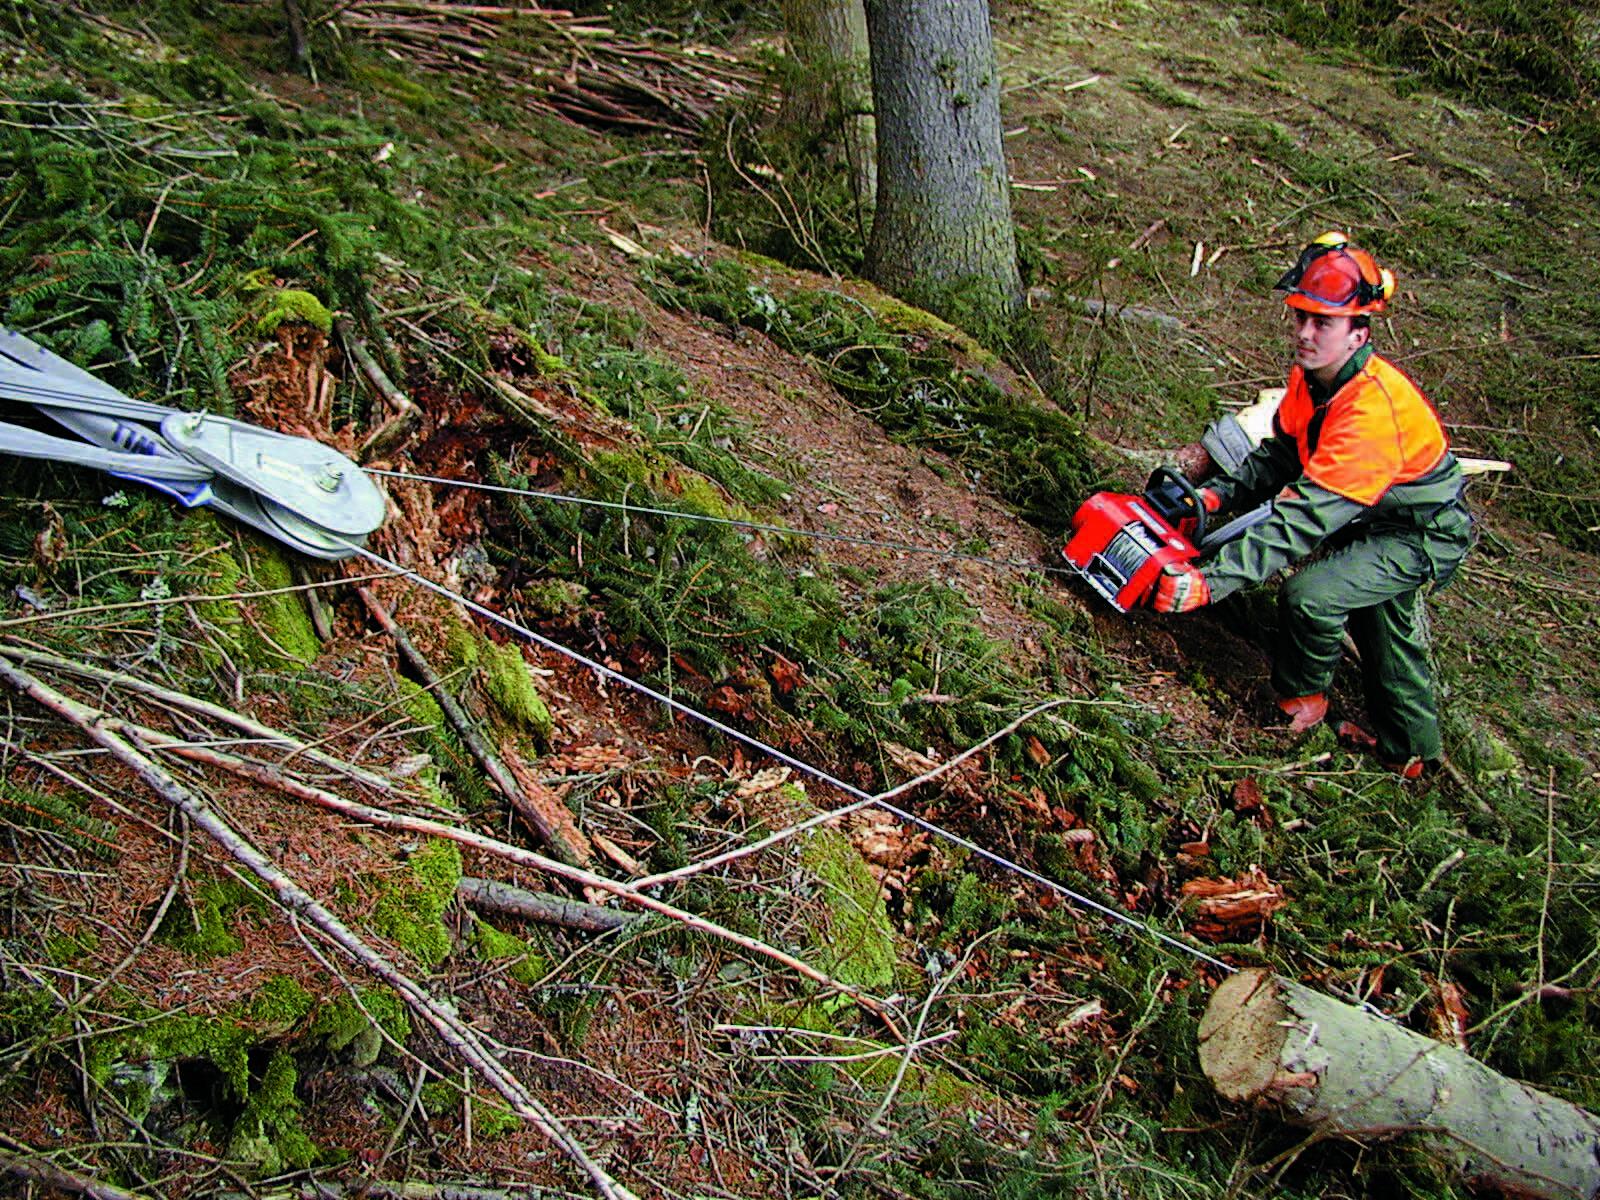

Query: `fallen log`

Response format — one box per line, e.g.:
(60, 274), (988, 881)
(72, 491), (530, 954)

(1198, 968), (1600, 1199)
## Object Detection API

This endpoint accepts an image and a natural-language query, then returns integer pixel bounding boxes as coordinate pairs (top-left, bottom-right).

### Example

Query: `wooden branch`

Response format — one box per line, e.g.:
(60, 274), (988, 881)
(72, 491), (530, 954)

(1199, 968), (1600, 1199)
(0, 641), (404, 797)
(499, 742), (595, 867)
(337, 316), (422, 462)
(221, 1181), (524, 1199)
(357, 587), (592, 866)
(0, 658), (640, 1200)
(628, 697), (1072, 893)
(110, 718), (902, 1034)
(0, 1134), (148, 1200)
(459, 876), (636, 933)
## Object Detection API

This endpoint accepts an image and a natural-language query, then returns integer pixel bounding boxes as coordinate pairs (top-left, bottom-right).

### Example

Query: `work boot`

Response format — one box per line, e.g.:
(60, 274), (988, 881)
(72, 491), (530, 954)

(1276, 692), (1327, 734)
(1337, 721), (1429, 779)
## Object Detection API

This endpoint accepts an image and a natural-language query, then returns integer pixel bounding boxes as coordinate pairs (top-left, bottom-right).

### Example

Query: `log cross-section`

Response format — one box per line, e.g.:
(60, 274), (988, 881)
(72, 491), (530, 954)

(1198, 969), (1600, 1199)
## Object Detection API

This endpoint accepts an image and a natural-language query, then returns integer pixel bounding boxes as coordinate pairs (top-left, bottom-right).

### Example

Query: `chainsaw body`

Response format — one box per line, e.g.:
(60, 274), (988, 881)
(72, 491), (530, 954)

(1062, 467), (1205, 612)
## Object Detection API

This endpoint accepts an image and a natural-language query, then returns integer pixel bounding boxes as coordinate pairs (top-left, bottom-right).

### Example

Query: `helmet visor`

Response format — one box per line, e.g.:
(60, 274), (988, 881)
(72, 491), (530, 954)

(1278, 247), (1364, 308)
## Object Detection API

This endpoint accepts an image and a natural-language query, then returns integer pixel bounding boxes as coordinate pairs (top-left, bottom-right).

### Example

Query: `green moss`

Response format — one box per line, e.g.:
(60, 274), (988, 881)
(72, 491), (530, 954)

(947, 871), (1012, 936)
(156, 876), (267, 960)
(44, 928), (100, 966)
(591, 446), (654, 486)
(420, 1081), (523, 1138)
(443, 618), (481, 670)
(310, 987), (411, 1067)
(141, 1013), (253, 1099)
(368, 838), (462, 969)
(771, 1003), (986, 1108)
(227, 1049), (319, 1170)
(472, 918), (549, 986)
(353, 62), (439, 112)
(240, 540), (321, 663)
(396, 677), (491, 812)
(479, 638), (553, 743)
(135, 980), (314, 1093)
(254, 288), (333, 336)
(673, 472), (732, 519)
(759, 785), (896, 992)
(0, 989), (64, 1049)
(184, 530), (319, 667)
(1459, 722), (1524, 784)
(247, 976), (316, 1033)
(522, 578), (587, 618)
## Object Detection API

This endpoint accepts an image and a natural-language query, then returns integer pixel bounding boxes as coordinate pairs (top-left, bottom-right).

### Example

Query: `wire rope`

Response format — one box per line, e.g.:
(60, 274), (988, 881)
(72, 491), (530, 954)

(363, 467), (1078, 577)
(350, 542), (1233, 973)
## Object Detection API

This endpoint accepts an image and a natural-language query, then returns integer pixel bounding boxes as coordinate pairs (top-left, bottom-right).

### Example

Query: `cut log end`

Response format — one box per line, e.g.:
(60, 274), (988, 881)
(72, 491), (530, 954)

(1197, 967), (1295, 1102)
(1199, 969), (1600, 1200)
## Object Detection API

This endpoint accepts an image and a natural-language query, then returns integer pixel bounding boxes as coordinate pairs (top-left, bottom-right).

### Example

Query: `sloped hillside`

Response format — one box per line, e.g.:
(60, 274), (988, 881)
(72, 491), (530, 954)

(0, 3), (1597, 1199)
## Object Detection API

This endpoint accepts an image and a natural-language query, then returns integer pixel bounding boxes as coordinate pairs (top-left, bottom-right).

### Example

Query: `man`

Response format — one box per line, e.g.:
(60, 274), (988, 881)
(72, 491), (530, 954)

(1152, 233), (1473, 778)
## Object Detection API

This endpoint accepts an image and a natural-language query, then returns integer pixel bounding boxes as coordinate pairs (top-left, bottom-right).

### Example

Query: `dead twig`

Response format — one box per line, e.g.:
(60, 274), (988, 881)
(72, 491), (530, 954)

(629, 697), (1074, 893)
(113, 718), (905, 1036)
(0, 640), (405, 797)
(0, 656), (640, 1200)
(459, 875), (637, 933)
(338, 316), (422, 462)
(0, 1132), (149, 1200)
(0, 571), (397, 631)
(357, 587), (592, 865)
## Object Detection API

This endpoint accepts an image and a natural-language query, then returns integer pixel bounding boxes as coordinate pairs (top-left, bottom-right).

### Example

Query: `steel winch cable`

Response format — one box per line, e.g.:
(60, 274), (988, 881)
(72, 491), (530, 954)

(349, 541), (1234, 974)
(363, 466), (1079, 578)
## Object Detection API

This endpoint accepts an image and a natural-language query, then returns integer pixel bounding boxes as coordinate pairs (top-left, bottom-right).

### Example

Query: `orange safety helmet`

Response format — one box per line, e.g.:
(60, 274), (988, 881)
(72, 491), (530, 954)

(1275, 232), (1396, 316)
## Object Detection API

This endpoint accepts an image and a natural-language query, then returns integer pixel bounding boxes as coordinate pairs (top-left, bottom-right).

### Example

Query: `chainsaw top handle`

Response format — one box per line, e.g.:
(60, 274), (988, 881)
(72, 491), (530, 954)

(1145, 465), (1208, 546)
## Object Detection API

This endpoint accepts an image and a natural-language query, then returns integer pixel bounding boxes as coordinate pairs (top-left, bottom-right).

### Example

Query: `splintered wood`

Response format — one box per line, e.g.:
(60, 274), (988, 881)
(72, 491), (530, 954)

(1178, 866), (1286, 942)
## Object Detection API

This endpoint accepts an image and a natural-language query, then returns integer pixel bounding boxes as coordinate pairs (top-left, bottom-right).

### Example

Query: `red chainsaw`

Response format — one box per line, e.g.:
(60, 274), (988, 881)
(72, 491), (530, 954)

(1061, 466), (1264, 612)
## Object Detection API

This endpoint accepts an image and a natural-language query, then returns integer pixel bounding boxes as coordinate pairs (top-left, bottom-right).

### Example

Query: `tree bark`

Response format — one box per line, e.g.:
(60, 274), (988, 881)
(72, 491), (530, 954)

(459, 876), (636, 934)
(1199, 968), (1600, 1200)
(782, 0), (877, 220)
(862, 0), (1021, 321)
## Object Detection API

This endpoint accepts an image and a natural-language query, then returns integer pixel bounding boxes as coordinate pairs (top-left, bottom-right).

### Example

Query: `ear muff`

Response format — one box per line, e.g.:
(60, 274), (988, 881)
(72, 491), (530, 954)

(1349, 257), (1394, 308)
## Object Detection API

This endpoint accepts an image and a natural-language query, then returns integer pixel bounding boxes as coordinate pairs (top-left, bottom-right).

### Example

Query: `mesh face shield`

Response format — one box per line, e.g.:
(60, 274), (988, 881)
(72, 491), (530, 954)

(1275, 238), (1392, 315)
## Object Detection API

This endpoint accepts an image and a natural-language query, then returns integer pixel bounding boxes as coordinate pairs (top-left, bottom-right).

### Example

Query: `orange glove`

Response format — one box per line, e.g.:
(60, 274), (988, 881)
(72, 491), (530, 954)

(1151, 561), (1211, 612)
(1199, 487), (1224, 514)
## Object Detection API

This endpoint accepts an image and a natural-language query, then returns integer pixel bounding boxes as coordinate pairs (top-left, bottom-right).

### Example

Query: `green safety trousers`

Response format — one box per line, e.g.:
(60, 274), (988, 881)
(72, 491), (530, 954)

(1270, 523), (1462, 763)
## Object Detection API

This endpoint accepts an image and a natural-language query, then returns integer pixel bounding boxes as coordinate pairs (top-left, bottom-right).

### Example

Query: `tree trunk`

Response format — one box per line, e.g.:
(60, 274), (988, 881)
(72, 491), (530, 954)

(782, 0), (877, 221)
(862, 0), (1021, 322)
(1199, 968), (1600, 1200)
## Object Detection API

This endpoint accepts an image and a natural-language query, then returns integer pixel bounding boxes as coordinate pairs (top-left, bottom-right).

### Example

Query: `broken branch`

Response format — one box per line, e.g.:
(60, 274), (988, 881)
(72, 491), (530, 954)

(0, 657), (639, 1200)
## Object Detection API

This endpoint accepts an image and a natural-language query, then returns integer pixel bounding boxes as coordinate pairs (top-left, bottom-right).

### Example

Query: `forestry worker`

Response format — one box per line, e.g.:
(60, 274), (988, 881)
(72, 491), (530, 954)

(1150, 232), (1473, 779)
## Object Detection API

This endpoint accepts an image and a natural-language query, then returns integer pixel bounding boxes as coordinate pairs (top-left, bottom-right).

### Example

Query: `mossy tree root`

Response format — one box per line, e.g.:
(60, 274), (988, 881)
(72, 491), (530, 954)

(1198, 968), (1600, 1200)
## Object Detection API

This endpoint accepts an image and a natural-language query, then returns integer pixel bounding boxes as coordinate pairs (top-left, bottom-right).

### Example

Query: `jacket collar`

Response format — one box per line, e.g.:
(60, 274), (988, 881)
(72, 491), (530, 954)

(1306, 342), (1373, 403)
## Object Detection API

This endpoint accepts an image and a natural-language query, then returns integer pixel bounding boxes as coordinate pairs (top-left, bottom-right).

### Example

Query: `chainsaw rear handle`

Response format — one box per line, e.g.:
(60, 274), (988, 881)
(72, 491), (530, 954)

(1145, 465), (1208, 546)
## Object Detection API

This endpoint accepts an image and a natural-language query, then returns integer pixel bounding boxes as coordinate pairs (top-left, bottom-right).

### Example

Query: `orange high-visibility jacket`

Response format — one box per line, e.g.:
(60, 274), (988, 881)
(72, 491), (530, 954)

(1276, 354), (1448, 505)
(1202, 348), (1469, 603)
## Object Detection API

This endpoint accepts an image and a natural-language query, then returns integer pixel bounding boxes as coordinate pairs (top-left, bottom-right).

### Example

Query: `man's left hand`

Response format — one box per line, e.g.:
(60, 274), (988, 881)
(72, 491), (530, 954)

(1151, 562), (1211, 612)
